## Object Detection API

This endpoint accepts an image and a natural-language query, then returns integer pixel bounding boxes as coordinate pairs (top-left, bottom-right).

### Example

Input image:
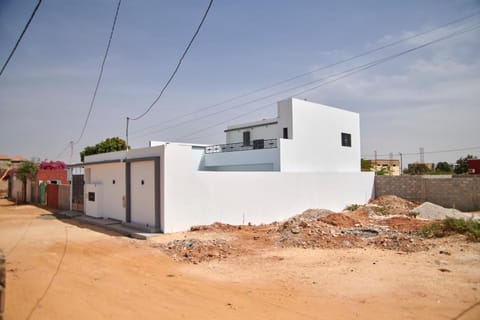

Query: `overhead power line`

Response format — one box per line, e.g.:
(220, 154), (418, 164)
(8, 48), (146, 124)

(129, 10), (480, 138)
(153, 22), (480, 141)
(128, 0), (214, 122)
(75, 0), (122, 145)
(126, 0), (214, 148)
(362, 146), (480, 159)
(0, 0), (43, 77)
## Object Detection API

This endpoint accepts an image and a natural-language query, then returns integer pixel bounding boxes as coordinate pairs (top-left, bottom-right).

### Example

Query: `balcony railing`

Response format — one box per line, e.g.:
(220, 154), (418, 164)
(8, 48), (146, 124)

(205, 139), (278, 154)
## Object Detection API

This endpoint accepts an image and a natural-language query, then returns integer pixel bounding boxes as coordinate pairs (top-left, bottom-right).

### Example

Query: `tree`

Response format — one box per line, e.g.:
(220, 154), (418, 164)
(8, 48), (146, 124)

(361, 159), (373, 172)
(16, 160), (39, 202)
(454, 155), (478, 174)
(80, 137), (129, 162)
(404, 163), (430, 175)
(435, 161), (452, 173)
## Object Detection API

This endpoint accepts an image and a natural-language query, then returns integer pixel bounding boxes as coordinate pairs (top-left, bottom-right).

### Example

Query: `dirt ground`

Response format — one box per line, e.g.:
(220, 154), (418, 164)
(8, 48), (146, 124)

(1, 198), (479, 320)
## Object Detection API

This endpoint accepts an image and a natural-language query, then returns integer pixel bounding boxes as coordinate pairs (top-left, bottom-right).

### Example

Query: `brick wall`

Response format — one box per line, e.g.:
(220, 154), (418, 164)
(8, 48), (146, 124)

(375, 176), (480, 211)
(37, 169), (68, 184)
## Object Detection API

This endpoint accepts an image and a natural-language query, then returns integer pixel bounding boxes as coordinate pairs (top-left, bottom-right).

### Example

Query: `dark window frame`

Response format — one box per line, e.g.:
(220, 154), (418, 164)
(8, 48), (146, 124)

(341, 132), (352, 147)
(243, 131), (251, 146)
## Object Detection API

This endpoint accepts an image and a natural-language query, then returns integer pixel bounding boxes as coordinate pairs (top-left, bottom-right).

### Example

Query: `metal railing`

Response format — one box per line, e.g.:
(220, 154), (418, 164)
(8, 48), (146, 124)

(205, 138), (278, 154)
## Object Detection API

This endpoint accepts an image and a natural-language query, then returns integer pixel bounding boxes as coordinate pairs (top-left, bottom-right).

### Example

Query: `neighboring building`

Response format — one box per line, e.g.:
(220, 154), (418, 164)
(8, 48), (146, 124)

(371, 159), (401, 176)
(1, 155), (26, 198)
(83, 98), (374, 233)
(468, 159), (480, 175)
(37, 169), (68, 185)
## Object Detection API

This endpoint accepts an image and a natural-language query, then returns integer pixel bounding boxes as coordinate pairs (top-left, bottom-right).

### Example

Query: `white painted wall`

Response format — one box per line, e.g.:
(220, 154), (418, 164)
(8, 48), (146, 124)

(204, 147), (280, 171)
(130, 160), (156, 227)
(85, 163), (125, 221)
(85, 183), (103, 218)
(279, 98), (361, 172)
(163, 144), (374, 233)
(84, 146), (163, 226)
(205, 98), (360, 173)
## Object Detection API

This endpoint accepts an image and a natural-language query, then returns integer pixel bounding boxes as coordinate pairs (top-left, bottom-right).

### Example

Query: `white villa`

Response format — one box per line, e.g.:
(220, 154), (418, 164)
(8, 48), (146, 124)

(83, 98), (374, 233)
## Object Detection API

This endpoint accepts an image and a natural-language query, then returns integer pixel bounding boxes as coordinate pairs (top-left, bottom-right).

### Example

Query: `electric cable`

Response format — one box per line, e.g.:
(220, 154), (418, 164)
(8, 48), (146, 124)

(150, 22), (480, 141)
(128, 0), (214, 122)
(0, 0), (43, 77)
(129, 10), (480, 137)
(362, 146), (480, 158)
(74, 0), (122, 145)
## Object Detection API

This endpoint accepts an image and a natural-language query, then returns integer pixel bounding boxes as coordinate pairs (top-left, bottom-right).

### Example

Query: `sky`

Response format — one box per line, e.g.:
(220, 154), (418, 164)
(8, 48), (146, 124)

(0, 0), (479, 165)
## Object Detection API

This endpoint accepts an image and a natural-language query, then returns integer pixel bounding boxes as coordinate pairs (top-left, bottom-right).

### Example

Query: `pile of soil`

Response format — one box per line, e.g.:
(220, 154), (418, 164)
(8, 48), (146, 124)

(154, 196), (468, 263)
(369, 195), (418, 215)
(154, 238), (236, 264)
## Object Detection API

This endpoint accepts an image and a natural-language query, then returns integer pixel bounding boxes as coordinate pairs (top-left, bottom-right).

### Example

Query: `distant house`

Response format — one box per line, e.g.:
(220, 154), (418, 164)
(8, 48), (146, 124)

(83, 98), (374, 233)
(1, 155), (27, 198)
(370, 159), (401, 176)
(468, 159), (480, 175)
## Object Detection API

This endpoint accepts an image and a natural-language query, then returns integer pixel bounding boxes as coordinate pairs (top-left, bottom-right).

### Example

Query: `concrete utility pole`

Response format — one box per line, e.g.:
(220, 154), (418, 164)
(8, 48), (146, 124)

(69, 140), (74, 164)
(399, 152), (403, 175)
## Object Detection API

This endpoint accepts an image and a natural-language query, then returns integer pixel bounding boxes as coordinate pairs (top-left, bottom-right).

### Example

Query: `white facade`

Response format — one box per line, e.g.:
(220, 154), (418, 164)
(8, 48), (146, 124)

(204, 98), (360, 172)
(82, 98), (373, 233)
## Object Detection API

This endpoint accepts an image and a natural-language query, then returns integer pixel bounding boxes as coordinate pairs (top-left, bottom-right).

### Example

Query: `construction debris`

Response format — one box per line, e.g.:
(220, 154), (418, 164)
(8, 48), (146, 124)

(413, 202), (479, 221)
(153, 196), (476, 263)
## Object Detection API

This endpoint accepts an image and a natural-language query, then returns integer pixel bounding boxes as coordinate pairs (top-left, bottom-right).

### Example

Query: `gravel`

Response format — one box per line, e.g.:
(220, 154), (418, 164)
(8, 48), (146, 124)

(413, 202), (479, 220)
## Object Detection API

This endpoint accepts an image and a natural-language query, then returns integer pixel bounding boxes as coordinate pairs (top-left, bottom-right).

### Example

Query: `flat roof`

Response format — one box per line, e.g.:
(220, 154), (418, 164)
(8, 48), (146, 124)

(224, 118), (278, 132)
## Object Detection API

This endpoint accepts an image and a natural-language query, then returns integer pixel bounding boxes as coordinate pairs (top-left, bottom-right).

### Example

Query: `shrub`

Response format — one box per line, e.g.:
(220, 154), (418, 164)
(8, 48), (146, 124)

(344, 204), (360, 211)
(420, 218), (480, 242)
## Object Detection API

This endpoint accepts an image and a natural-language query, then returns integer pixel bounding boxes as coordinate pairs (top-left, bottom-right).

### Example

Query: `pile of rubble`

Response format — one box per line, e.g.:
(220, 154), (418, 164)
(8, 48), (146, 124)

(155, 196), (475, 263)
(276, 208), (429, 252)
(154, 238), (234, 264)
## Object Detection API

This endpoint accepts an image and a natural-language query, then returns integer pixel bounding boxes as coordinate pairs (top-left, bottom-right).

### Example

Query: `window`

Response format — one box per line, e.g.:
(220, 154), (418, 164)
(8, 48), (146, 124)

(243, 131), (251, 146)
(341, 132), (351, 147)
(283, 127), (288, 139)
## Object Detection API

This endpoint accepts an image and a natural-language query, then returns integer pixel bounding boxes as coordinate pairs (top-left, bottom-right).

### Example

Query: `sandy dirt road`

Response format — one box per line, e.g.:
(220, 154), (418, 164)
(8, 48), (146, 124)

(0, 199), (479, 319)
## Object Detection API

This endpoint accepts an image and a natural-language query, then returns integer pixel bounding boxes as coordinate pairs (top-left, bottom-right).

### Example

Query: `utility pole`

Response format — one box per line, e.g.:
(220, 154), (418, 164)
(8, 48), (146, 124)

(69, 140), (74, 164)
(399, 152), (403, 175)
(126, 117), (130, 153)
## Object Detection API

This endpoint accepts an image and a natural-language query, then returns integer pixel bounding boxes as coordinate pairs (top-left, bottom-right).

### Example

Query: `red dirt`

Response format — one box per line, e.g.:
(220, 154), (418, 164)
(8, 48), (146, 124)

(320, 213), (359, 228)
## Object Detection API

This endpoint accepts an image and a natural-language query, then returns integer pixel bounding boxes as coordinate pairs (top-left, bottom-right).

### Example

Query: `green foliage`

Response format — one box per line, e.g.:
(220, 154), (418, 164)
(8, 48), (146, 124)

(345, 204), (360, 211)
(375, 167), (390, 176)
(403, 163), (430, 175)
(80, 137), (129, 162)
(454, 154), (477, 174)
(372, 205), (389, 215)
(435, 161), (452, 173)
(16, 160), (39, 183)
(420, 218), (480, 242)
(361, 159), (372, 172)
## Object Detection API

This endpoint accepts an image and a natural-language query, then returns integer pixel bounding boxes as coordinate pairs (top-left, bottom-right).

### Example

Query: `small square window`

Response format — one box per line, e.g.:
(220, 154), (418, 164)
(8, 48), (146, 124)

(341, 132), (351, 147)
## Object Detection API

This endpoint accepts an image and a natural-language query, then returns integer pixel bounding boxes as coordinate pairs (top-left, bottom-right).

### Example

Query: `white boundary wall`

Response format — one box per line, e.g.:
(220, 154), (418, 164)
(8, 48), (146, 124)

(163, 144), (374, 233)
(84, 143), (374, 233)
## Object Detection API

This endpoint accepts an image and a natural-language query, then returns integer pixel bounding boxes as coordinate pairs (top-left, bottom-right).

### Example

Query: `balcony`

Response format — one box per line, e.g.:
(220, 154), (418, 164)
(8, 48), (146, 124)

(205, 139), (278, 154)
